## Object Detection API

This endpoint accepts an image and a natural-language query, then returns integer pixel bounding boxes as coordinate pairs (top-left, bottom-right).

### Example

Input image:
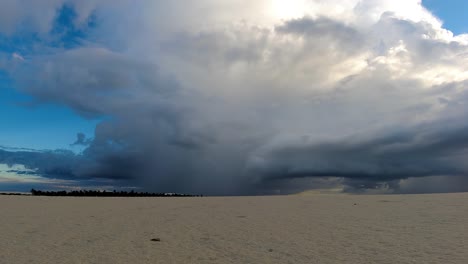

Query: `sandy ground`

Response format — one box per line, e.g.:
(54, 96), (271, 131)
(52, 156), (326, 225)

(0, 193), (467, 264)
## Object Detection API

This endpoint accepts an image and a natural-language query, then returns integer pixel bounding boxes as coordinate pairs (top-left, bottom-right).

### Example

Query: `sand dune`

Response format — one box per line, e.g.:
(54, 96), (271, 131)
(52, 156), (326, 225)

(1, 193), (467, 263)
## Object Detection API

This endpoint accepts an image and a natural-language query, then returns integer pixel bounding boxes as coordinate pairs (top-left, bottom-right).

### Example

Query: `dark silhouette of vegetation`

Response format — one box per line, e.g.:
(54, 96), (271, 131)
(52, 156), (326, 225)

(30, 189), (202, 197)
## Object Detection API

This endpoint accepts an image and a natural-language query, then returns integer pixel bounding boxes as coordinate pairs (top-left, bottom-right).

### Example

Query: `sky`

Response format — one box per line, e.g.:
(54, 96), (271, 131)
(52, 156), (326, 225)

(1, 0), (468, 195)
(423, 0), (468, 34)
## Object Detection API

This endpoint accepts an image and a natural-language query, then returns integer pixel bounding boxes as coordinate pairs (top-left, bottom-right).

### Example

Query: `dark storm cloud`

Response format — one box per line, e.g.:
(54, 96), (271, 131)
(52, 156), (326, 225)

(71, 133), (92, 146)
(0, 148), (77, 179)
(250, 120), (468, 192)
(2, 1), (468, 194)
(7, 47), (252, 194)
(14, 48), (183, 118)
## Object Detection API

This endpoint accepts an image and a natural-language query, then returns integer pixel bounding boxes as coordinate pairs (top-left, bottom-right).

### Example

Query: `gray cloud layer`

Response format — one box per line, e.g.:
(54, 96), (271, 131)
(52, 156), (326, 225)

(2, 0), (468, 194)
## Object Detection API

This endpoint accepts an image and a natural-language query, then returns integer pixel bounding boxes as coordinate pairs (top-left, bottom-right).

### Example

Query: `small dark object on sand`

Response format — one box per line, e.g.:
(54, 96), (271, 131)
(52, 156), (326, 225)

(268, 249), (274, 252)
(151, 238), (161, 242)
(353, 203), (357, 206)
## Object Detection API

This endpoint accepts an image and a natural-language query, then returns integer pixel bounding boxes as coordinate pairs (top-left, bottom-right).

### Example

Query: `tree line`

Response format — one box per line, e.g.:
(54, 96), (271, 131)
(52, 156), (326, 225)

(30, 189), (202, 197)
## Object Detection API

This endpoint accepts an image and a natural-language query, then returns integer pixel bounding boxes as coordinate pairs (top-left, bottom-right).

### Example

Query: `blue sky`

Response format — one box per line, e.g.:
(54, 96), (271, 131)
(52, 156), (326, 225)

(423, 0), (468, 34)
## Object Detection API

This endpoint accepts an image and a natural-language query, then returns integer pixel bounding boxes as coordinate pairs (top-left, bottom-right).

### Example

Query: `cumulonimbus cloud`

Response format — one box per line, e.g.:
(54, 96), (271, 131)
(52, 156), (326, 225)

(1, 0), (468, 194)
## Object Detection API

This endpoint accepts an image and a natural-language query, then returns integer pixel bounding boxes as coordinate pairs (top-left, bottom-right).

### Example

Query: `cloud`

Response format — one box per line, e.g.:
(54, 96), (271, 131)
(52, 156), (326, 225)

(12, 52), (24, 61)
(71, 133), (91, 146)
(2, 0), (468, 194)
(0, 148), (78, 179)
(249, 120), (468, 181)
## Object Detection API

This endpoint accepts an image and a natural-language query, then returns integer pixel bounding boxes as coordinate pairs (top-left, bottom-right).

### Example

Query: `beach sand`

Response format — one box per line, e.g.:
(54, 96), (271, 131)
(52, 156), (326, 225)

(1, 193), (467, 263)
